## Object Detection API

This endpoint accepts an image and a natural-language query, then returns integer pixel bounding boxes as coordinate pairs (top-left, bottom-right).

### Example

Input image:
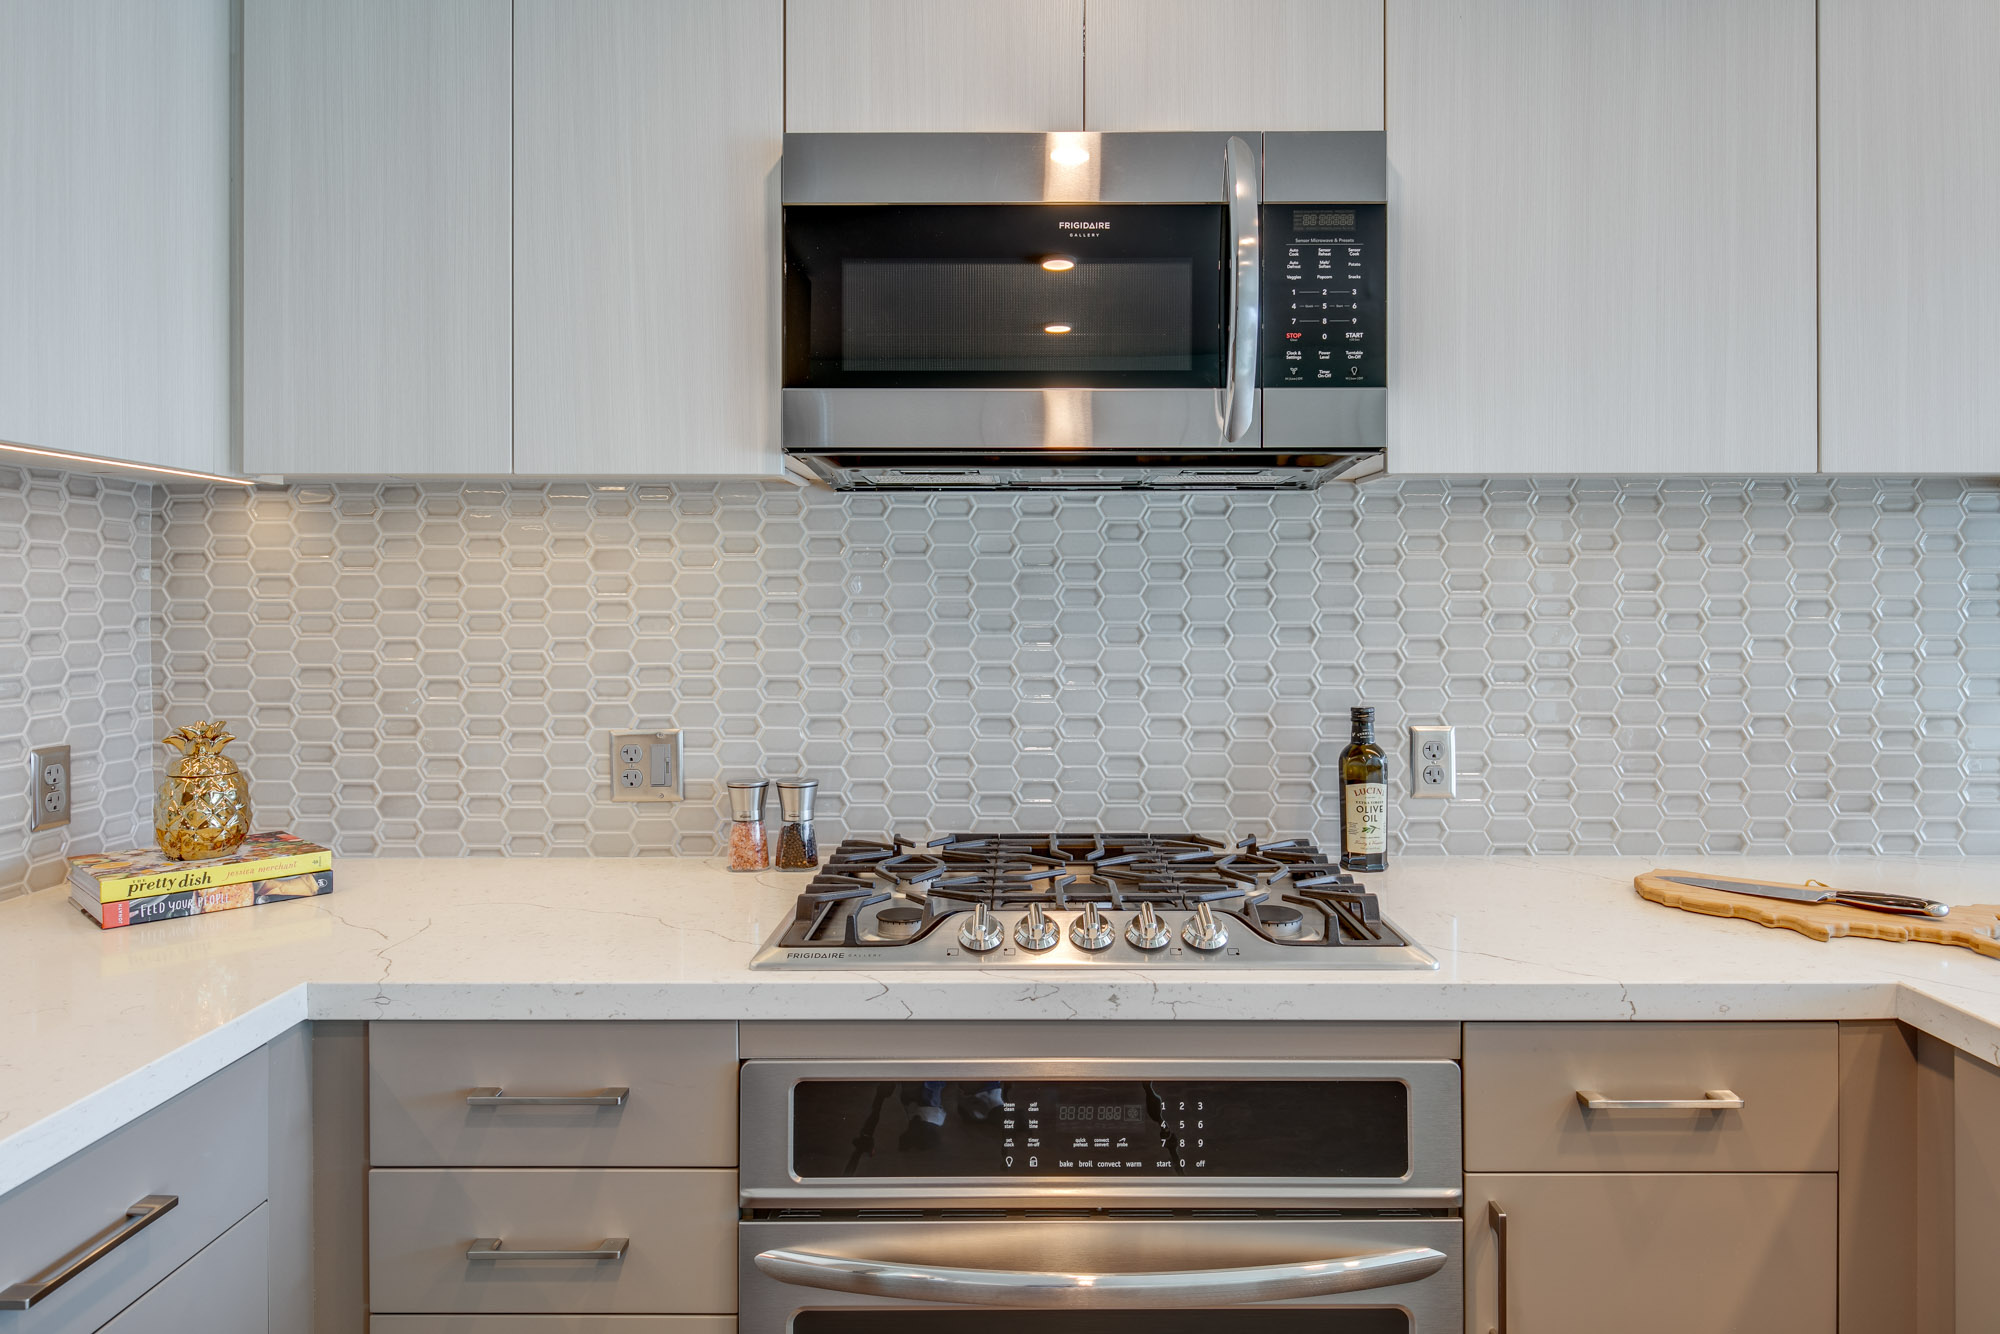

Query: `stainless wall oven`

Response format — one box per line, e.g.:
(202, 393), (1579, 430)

(739, 1059), (1461, 1333)
(781, 132), (1386, 490)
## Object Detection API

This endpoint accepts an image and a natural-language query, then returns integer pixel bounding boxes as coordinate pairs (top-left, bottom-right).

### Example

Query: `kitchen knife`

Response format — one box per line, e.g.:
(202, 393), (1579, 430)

(1659, 875), (1949, 918)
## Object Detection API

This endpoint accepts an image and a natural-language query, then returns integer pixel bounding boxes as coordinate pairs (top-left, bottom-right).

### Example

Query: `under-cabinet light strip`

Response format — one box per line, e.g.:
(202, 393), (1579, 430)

(0, 439), (258, 487)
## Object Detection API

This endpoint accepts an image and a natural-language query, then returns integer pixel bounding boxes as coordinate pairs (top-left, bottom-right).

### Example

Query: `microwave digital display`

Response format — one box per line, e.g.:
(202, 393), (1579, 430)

(1293, 209), (1357, 231)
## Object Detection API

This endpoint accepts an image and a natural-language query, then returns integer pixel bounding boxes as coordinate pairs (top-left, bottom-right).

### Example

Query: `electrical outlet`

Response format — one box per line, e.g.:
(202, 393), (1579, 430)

(30, 744), (70, 831)
(1409, 725), (1456, 799)
(609, 730), (683, 803)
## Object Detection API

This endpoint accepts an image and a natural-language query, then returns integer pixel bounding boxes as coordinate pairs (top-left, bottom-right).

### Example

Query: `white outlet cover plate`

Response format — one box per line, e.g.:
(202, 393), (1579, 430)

(610, 730), (683, 803)
(1408, 725), (1456, 799)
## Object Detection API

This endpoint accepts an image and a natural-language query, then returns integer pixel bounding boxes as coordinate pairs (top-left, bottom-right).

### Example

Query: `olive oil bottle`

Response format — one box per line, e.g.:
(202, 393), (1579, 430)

(1338, 706), (1388, 872)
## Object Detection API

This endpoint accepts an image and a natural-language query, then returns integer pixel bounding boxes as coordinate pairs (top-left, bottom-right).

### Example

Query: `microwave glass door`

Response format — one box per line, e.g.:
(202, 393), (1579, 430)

(784, 205), (1226, 389)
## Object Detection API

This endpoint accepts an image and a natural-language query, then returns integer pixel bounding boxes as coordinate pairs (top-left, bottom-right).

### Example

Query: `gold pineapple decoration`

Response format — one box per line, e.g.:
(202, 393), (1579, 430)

(155, 721), (252, 860)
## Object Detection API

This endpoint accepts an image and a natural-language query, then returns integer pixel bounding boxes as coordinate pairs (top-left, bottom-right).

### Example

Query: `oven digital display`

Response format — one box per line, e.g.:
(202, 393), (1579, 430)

(792, 1079), (1408, 1179)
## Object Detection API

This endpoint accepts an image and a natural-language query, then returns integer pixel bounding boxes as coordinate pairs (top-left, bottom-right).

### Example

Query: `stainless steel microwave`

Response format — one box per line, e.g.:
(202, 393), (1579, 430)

(780, 131), (1386, 491)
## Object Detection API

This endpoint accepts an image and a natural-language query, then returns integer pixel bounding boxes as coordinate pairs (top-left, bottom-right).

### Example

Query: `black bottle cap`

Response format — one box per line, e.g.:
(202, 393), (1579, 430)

(1350, 706), (1375, 724)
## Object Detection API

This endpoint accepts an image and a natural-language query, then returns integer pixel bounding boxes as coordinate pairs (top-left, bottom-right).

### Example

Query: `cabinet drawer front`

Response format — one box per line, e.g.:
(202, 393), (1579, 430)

(0, 1048), (269, 1334)
(369, 1169), (736, 1314)
(373, 1319), (734, 1332)
(1463, 1022), (1836, 1172)
(370, 1023), (737, 1167)
(97, 1203), (269, 1334)
(1464, 1173), (1836, 1334)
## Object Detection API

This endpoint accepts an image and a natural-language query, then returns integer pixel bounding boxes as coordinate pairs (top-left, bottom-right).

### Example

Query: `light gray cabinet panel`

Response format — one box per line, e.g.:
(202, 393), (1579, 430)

(96, 1204), (269, 1334)
(513, 0), (781, 477)
(1083, 0), (1382, 131)
(1957, 1050), (2000, 1334)
(1385, 0), (1816, 475)
(369, 1021), (738, 1168)
(368, 1169), (737, 1314)
(785, 0), (1083, 131)
(372, 1320), (734, 1333)
(243, 0), (512, 475)
(0, 0), (229, 474)
(1821, 0), (2000, 474)
(0, 1049), (268, 1334)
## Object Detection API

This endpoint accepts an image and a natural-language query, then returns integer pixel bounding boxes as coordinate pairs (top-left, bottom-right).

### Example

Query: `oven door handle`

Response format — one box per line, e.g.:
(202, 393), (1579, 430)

(1218, 134), (1261, 444)
(753, 1244), (1448, 1308)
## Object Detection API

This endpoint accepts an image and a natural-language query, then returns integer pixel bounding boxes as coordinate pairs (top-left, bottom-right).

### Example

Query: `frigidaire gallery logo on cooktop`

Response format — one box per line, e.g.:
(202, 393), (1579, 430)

(1058, 220), (1110, 231)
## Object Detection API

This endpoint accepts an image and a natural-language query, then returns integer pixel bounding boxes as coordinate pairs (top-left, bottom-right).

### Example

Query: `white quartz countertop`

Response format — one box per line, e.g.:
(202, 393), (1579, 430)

(5, 854), (2000, 1196)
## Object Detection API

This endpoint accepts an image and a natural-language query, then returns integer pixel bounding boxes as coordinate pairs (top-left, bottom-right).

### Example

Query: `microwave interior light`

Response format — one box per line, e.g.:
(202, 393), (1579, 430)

(1048, 144), (1091, 166)
(1040, 256), (1076, 271)
(1043, 323), (1072, 334)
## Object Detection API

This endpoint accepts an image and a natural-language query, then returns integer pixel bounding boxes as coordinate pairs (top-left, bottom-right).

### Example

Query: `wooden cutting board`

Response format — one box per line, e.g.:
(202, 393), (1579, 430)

(1636, 868), (2000, 960)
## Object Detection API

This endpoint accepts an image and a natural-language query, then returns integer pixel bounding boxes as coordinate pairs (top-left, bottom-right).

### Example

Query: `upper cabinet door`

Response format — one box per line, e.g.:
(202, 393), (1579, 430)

(1821, 0), (2000, 474)
(786, 0), (1083, 131)
(0, 0), (229, 475)
(514, 0), (782, 477)
(243, 0), (512, 476)
(1083, 0), (1383, 131)
(1386, 0), (1816, 475)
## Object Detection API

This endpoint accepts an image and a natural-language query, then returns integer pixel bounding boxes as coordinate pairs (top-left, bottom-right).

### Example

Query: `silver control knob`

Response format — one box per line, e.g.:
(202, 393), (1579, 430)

(1182, 901), (1229, 952)
(1015, 901), (1059, 951)
(1126, 901), (1172, 951)
(1070, 903), (1115, 951)
(958, 902), (1003, 953)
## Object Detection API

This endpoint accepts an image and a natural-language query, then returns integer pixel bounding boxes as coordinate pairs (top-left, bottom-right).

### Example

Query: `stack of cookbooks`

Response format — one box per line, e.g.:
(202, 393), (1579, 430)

(67, 831), (334, 929)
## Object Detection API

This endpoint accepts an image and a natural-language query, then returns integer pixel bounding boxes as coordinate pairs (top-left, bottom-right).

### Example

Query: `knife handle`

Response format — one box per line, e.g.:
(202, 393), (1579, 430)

(1833, 891), (1949, 917)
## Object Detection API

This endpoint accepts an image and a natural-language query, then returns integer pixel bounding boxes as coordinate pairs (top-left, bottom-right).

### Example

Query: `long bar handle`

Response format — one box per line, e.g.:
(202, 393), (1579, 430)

(466, 1237), (629, 1261)
(1576, 1088), (1744, 1111)
(466, 1086), (628, 1107)
(754, 1244), (1446, 1308)
(1488, 1200), (1508, 1334)
(0, 1195), (179, 1310)
(1219, 134), (1261, 443)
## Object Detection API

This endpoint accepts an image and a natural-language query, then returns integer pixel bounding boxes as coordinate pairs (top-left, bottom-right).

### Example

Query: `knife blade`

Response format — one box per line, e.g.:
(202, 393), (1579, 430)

(1659, 875), (1949, 918)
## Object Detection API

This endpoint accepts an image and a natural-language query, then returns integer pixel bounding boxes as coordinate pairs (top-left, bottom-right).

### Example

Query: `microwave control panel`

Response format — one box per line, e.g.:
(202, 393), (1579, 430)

(1260, 203), (1385, 389)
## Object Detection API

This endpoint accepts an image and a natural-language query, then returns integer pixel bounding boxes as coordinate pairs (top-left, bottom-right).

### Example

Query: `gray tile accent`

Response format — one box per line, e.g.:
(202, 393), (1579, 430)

(0, 466), (161, 901)
(142, 475), (1999, 861)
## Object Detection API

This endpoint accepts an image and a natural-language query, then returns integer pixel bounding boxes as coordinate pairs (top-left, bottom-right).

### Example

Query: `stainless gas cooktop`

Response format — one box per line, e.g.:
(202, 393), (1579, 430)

(749, 832), (1436, 970)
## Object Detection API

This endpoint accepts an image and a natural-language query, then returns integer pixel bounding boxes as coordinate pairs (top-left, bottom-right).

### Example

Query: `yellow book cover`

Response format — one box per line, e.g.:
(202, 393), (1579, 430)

(68, 832), (333, 904)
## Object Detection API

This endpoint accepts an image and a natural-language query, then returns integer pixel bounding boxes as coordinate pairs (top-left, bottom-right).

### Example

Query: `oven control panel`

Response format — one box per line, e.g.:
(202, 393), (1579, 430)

(1260, 203), (1385, 389)
(789, 1078), (1408, 1179)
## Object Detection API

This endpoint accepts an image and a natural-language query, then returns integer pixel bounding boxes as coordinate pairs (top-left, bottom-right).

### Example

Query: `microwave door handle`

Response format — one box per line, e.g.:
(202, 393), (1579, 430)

(1220, 134), (1261, 443)
(753, 1245), (1447, 1308)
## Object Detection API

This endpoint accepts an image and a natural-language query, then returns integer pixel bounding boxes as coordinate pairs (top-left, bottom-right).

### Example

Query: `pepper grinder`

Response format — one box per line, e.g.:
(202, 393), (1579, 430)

(725, 778), (770, 872)
(774, 779), (820, 872)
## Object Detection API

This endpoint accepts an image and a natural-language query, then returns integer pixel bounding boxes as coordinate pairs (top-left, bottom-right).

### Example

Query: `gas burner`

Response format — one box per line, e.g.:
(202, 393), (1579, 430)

(749, 831), (1435, 970)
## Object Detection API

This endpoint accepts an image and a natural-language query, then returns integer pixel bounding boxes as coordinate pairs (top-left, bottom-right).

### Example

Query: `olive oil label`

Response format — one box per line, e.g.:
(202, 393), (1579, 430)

(1344, 782), (1386, 855)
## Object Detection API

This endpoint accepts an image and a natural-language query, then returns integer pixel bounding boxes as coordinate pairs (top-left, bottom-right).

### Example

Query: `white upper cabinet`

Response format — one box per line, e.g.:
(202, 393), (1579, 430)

(1821, 0), (2000, 474)
(0, 0), (230, 475)
(786, 0), (1083, 131)
(243, 0), (512, 476)
(1385, 0), (1817, 475)
(1083, 0), (1383, 131)
(513, 0), (782, 477)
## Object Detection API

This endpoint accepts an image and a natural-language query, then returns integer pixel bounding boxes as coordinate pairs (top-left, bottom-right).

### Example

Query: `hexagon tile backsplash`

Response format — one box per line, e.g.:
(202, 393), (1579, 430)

(0, 467), (158, 899)
(134, 473), (1999, 874)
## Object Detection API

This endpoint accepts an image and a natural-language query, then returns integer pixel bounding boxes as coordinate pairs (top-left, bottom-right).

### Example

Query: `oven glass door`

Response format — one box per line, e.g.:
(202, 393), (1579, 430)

(783, 204), (1226, 389)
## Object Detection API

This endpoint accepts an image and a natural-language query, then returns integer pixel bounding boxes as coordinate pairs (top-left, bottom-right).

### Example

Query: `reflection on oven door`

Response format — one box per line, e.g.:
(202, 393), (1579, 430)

(739, 1217), (1461, 1334)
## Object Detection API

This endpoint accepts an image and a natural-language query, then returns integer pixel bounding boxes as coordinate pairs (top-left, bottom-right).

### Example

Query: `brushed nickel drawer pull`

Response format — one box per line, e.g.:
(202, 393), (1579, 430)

(1487, 1199), (1508, 1334)
(0, 1194), (179, 1310)
(1575, 1088), (1744, 1111)
(466, 1237), (629, 1261)
(466, 1086), (629, 1107)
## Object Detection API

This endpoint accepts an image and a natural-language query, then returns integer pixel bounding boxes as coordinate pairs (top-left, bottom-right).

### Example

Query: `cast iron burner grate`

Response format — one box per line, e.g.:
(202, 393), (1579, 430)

(752, 831), (1430, 968)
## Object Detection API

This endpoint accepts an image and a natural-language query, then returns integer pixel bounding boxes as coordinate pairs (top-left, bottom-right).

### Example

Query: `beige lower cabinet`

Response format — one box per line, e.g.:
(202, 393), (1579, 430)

(368, 1169), (736, 1315)
(1463, 1173), (1836, 1333)
(371, 1321), (735, 1332)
